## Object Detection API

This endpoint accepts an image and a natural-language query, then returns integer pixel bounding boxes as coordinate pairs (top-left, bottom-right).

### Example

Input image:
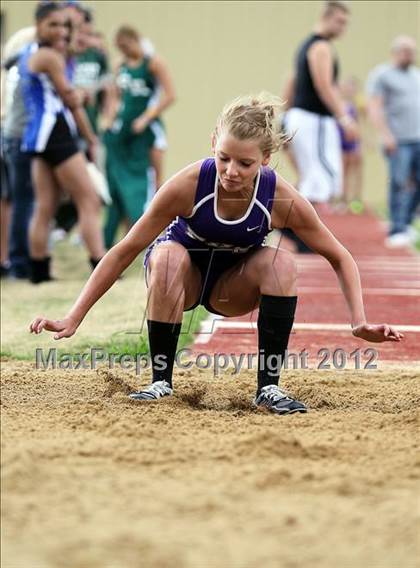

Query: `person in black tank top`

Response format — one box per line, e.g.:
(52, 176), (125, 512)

(281, 1), (359, 250)
(283, 0), (355, 127)
(293, 33), (339, 116)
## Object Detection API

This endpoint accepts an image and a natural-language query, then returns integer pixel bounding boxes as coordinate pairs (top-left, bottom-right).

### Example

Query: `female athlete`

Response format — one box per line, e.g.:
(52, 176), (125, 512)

(20, 2), (105, 283)
(30, 93), (403, 414)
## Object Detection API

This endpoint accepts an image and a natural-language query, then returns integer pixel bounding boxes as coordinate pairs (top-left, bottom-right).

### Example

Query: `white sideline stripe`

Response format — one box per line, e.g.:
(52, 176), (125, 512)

(293, 323), (420, 332)
(298, 287), (420, 296)
(194, 320), (420, 344)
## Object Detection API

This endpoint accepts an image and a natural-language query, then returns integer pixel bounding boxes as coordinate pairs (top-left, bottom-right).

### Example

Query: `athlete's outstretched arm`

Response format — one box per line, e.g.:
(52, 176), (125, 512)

(271, 176), (403, 343)
(29, 162), (201, 339)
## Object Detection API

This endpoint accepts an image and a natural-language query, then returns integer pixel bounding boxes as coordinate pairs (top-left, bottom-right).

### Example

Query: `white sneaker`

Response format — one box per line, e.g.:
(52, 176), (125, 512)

(406, 226), (419, 243)
(253, 385), (307, 415)
(129, 380), (173, 401)
(384, 232), (411, 248)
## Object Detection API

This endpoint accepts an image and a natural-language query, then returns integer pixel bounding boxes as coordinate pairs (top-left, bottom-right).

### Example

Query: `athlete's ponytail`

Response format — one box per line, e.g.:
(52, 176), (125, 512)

(214, 92), (289, 156)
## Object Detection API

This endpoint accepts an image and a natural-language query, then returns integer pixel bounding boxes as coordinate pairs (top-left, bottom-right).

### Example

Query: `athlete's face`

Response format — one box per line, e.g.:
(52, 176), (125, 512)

(213, 132), (270, 192)
(55, 21), (73, 56)
(37, 10), (68, 50)
(324, 9), (349, 39)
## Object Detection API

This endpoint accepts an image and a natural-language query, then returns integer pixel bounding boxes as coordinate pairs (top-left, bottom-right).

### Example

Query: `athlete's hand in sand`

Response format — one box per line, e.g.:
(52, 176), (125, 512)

(352, 323), (404, 343)
(29, 316), (79, 340)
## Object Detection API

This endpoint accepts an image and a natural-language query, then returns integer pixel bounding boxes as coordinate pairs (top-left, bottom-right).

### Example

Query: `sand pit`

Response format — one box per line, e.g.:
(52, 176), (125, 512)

(1, 361), (419, 568)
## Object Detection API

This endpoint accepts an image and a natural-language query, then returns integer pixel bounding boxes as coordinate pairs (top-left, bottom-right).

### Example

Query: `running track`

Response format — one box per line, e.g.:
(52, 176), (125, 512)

(193, 211), (420, 364)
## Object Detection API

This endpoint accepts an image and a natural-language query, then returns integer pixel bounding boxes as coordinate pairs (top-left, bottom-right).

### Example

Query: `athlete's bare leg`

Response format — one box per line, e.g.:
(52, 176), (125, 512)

(208, 246), (297, 316)
(0, 199), (11, 267)
(351, 150), (363, 202)
(54, 153), (105, 260)
(150, 147), (165, 191)
(147, 242), (202, 323)
(29, 158), (61, 258)
(342, 153), (351, 205)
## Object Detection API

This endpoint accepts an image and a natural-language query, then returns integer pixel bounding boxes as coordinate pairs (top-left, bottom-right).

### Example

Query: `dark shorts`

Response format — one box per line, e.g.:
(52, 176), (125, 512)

(341, 139), (360, 154)
(30, 113), (79, 167)
(144, 239), (259, 315)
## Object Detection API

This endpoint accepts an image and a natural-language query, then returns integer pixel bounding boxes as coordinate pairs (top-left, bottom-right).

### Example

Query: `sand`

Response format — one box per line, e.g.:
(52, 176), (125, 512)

(1, 361), (419, 568)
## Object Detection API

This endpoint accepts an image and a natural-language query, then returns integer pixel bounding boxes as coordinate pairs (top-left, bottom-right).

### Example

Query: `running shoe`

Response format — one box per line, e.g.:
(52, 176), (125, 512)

(384, 232), (411, 248)
(254, 384), (307, 415)
(129, 380), (173, 401)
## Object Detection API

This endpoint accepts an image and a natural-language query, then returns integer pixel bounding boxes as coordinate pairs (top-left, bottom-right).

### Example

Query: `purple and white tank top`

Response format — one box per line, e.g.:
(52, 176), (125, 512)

(164, 158), (277, 253)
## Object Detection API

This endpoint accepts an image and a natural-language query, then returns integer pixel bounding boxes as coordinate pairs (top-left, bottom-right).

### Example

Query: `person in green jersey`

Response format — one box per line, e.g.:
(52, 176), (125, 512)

(103, 25), (176, 249)
(73, 7), (111, 134)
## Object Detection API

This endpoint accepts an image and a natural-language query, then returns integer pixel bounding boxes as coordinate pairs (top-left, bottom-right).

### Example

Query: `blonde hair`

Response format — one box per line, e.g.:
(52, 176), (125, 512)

(214, 93), (288, 156)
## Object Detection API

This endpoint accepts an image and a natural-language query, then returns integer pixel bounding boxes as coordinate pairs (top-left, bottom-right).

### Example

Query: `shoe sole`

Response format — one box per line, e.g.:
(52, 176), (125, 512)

(128, 394), (172, 401)
(254, 404), (308, 415)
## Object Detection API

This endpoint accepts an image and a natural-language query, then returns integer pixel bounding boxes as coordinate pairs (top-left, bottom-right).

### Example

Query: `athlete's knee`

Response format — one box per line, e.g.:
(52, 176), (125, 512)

(148, 244), (191, 296)
(77, 191), (101, 216)
(33, 200), (55, 221)
(258, 247), (297, 289)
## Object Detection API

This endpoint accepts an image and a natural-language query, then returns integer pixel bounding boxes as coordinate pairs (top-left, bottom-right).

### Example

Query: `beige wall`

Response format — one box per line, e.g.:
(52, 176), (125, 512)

(2, 1), (420, 202)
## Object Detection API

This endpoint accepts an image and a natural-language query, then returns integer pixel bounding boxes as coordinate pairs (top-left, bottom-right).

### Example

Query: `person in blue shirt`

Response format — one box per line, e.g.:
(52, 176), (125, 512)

(19, 1), (105, 283)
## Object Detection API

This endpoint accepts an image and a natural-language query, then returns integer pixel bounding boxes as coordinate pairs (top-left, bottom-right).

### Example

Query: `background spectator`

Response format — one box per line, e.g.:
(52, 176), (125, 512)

(367, 35), (420, 247)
